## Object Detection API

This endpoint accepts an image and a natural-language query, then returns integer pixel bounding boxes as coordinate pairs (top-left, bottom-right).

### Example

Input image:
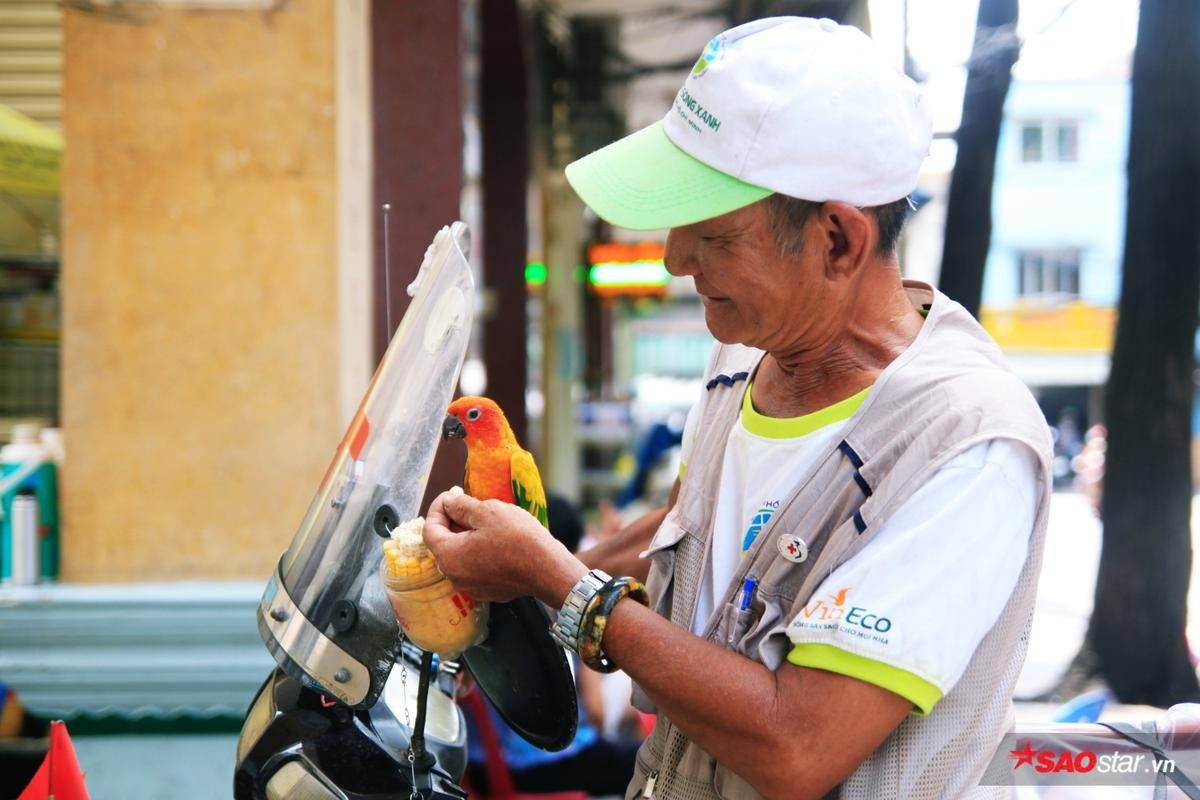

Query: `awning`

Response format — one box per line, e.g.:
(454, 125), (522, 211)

(0, 104), (61, 197)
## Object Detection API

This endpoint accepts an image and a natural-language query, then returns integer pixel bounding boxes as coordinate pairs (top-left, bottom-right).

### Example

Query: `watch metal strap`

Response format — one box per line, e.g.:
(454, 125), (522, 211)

(550, 569), (611, 653)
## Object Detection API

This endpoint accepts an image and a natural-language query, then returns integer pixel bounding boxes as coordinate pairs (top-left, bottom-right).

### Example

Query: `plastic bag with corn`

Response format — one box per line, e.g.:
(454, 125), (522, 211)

(380, 509), (489, 657)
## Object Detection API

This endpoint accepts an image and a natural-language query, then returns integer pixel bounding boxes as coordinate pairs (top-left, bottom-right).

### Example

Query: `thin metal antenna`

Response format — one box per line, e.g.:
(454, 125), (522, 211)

(381, 202), (393, 339)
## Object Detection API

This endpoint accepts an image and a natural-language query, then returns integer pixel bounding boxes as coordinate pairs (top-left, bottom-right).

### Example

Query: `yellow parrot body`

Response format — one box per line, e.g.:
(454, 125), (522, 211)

(444, 396), (548, 527)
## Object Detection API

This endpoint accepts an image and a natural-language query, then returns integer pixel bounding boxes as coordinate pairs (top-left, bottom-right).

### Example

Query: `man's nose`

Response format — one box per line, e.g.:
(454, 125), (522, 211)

(663, 229), (699, 277)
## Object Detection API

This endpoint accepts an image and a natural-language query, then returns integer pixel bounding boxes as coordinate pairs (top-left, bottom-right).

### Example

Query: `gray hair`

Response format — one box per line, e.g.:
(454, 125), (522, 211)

(764, 193), (911, 258)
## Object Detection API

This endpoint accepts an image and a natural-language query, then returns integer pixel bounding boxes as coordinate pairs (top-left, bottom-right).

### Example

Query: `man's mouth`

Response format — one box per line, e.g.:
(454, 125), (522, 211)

(695, 282), (728, 304)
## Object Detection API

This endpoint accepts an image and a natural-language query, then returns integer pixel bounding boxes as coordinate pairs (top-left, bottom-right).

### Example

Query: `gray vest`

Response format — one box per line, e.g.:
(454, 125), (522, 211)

(627, 283), (1053, 800)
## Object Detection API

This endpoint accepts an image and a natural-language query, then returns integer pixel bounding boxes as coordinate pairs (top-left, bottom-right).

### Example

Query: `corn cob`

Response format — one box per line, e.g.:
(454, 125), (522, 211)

(379, 491), (487, 656)
(381, 517), (439, 581)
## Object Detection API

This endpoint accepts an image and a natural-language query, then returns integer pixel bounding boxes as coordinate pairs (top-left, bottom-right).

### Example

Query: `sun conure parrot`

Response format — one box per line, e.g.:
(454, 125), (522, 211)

(441, 396), (548, 527)
(440, 395), (579, 742)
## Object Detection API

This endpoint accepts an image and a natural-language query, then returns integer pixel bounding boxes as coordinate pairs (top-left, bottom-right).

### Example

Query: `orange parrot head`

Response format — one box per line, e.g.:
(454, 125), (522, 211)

(443, 396), (513, 448)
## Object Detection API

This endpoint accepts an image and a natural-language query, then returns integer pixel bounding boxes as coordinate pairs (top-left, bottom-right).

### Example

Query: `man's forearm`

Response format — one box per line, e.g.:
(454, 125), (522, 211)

(577, 506), (667, 582)
(599, 600), (827, 799)
(528, 560), (803, 796)
(427, 491), (909, 799)
(550, 501), (904, 797)
(595, 599), (910, 800)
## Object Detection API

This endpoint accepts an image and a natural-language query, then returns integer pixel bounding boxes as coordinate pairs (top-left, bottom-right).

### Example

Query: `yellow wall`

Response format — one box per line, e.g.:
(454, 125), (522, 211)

(61, 2), (342, 581)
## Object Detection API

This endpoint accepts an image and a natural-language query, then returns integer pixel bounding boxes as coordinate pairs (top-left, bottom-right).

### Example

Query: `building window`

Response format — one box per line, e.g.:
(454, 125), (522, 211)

(1020, 120), (1080, 163)
(1018, 249), (1082, 299)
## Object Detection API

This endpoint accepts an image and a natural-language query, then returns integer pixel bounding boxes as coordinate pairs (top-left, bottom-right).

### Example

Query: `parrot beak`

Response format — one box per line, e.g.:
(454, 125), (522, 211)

(442, 414), (467, 440)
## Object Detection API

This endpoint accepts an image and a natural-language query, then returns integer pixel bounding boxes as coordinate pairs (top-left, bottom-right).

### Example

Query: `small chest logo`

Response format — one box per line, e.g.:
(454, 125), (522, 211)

(741, 500), (779, 552)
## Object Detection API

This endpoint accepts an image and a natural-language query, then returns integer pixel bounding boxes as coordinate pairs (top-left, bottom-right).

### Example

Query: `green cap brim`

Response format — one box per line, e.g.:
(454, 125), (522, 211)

(564, 120), (772, 231)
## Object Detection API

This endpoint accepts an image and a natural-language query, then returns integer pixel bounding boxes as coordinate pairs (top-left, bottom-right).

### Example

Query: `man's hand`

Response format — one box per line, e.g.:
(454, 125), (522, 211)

(422, 490), (588, 604)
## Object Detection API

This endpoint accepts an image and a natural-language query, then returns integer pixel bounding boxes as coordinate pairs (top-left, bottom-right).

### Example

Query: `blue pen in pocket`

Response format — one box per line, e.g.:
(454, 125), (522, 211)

(739, 576), (758, 611)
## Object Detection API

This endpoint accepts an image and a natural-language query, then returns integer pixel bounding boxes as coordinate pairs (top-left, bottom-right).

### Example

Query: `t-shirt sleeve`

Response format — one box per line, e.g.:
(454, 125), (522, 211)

(785, 438), (1042, 715)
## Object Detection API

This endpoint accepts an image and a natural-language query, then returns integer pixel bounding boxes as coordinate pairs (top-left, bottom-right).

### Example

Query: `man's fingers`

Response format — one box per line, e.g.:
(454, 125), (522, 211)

(423, 491), (465, 550)
(441, 491), (489, 527)
(424, 492), (451, 528)
(421, 512), (451, 548)
(423, 490), (496, 553)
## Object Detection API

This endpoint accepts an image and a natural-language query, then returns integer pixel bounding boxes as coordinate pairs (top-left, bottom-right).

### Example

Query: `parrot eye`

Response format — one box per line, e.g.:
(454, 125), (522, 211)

(466, 408), (481, 422)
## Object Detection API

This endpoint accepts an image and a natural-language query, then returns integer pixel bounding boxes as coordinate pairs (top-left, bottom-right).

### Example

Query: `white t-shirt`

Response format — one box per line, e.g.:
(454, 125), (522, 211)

(679, 374), (1041, 714)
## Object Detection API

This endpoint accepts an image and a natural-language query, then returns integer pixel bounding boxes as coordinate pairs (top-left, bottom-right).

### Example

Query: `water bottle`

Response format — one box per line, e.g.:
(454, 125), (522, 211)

(9, 490), (38, 585)
(1, 424), (58, 583)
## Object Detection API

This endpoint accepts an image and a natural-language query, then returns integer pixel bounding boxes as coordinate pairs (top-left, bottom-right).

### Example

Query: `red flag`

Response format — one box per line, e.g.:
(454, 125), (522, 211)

(18, 720), (89, 800)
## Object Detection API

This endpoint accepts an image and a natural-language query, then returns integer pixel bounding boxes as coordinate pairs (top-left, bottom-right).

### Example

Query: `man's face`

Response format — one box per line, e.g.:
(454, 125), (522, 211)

(663, 200), (832, 352)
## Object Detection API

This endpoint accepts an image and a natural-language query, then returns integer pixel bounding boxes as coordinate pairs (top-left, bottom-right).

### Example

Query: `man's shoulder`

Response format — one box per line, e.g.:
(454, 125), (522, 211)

(881, 294), (1050, 446)
(848, 298), (1054, 494)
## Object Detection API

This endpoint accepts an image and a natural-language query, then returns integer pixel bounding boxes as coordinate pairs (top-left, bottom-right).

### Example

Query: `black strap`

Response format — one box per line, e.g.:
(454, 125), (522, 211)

(839, 441), (870, 532)
(1098, 721), (1200, 799)
(837, 440), (864, 468)
(705, 371), (750, 391)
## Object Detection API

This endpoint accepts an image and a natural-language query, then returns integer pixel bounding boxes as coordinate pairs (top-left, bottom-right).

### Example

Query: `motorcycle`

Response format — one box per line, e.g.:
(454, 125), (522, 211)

(234, 222), (577, 799)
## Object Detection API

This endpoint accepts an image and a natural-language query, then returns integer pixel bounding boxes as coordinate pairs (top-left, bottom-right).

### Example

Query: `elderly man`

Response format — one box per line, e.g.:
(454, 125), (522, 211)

(425, 17), (1052, 800)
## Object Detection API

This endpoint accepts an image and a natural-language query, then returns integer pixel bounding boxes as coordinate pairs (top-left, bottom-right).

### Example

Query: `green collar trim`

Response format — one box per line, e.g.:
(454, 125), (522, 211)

(740, 382), (871, 440)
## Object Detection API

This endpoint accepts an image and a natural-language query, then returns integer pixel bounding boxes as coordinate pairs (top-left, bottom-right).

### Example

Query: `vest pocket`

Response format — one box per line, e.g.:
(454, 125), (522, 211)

(712, 600), (758, 649)
(640, 515), (690, 617)
(641, 512), (689, 556)
(632, 516), (691, 714)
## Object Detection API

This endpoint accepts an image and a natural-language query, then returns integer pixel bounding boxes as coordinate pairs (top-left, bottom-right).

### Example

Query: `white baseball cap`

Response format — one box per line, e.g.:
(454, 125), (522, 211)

(565, 16), (932, 230)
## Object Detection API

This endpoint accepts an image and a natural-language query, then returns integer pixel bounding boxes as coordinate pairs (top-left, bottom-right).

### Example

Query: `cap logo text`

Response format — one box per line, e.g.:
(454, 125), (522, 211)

(675, 87), (721, 134)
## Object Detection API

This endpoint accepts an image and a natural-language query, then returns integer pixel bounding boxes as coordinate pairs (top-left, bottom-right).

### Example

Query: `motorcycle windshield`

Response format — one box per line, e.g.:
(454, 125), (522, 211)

(260, 222), (474, 708)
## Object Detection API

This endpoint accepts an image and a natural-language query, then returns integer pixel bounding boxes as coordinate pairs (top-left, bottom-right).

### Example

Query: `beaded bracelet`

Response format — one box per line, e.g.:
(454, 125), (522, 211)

(577, 576), (649, 673)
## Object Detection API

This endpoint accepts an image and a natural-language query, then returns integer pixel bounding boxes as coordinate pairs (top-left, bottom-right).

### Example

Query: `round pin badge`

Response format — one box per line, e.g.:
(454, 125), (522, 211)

(777, 534), (808, 564)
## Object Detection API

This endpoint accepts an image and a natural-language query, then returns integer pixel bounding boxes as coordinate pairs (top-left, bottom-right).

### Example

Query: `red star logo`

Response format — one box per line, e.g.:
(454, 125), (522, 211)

(787, 543), (798, 554)
(1009, 742), (1037, 769)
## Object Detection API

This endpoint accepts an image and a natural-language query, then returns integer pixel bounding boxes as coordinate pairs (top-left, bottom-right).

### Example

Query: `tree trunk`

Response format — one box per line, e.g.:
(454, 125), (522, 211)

(937, 0), (1019, 318)
(1087, 0), (1200, 706)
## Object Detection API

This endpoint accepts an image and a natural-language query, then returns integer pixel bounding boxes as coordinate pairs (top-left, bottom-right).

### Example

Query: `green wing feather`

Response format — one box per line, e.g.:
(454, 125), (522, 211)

(510, 448), (549, 528)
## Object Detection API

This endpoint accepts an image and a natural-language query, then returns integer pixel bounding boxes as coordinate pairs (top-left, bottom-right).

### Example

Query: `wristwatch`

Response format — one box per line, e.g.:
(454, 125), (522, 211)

(549, 569), (612, 653)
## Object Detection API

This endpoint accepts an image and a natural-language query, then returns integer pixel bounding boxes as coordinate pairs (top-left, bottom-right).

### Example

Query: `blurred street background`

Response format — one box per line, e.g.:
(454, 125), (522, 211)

(0, 0), (1197, 797)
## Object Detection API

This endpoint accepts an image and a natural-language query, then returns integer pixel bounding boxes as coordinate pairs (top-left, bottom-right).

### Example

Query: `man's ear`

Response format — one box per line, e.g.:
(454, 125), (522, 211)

(818, 202), (873, 278)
